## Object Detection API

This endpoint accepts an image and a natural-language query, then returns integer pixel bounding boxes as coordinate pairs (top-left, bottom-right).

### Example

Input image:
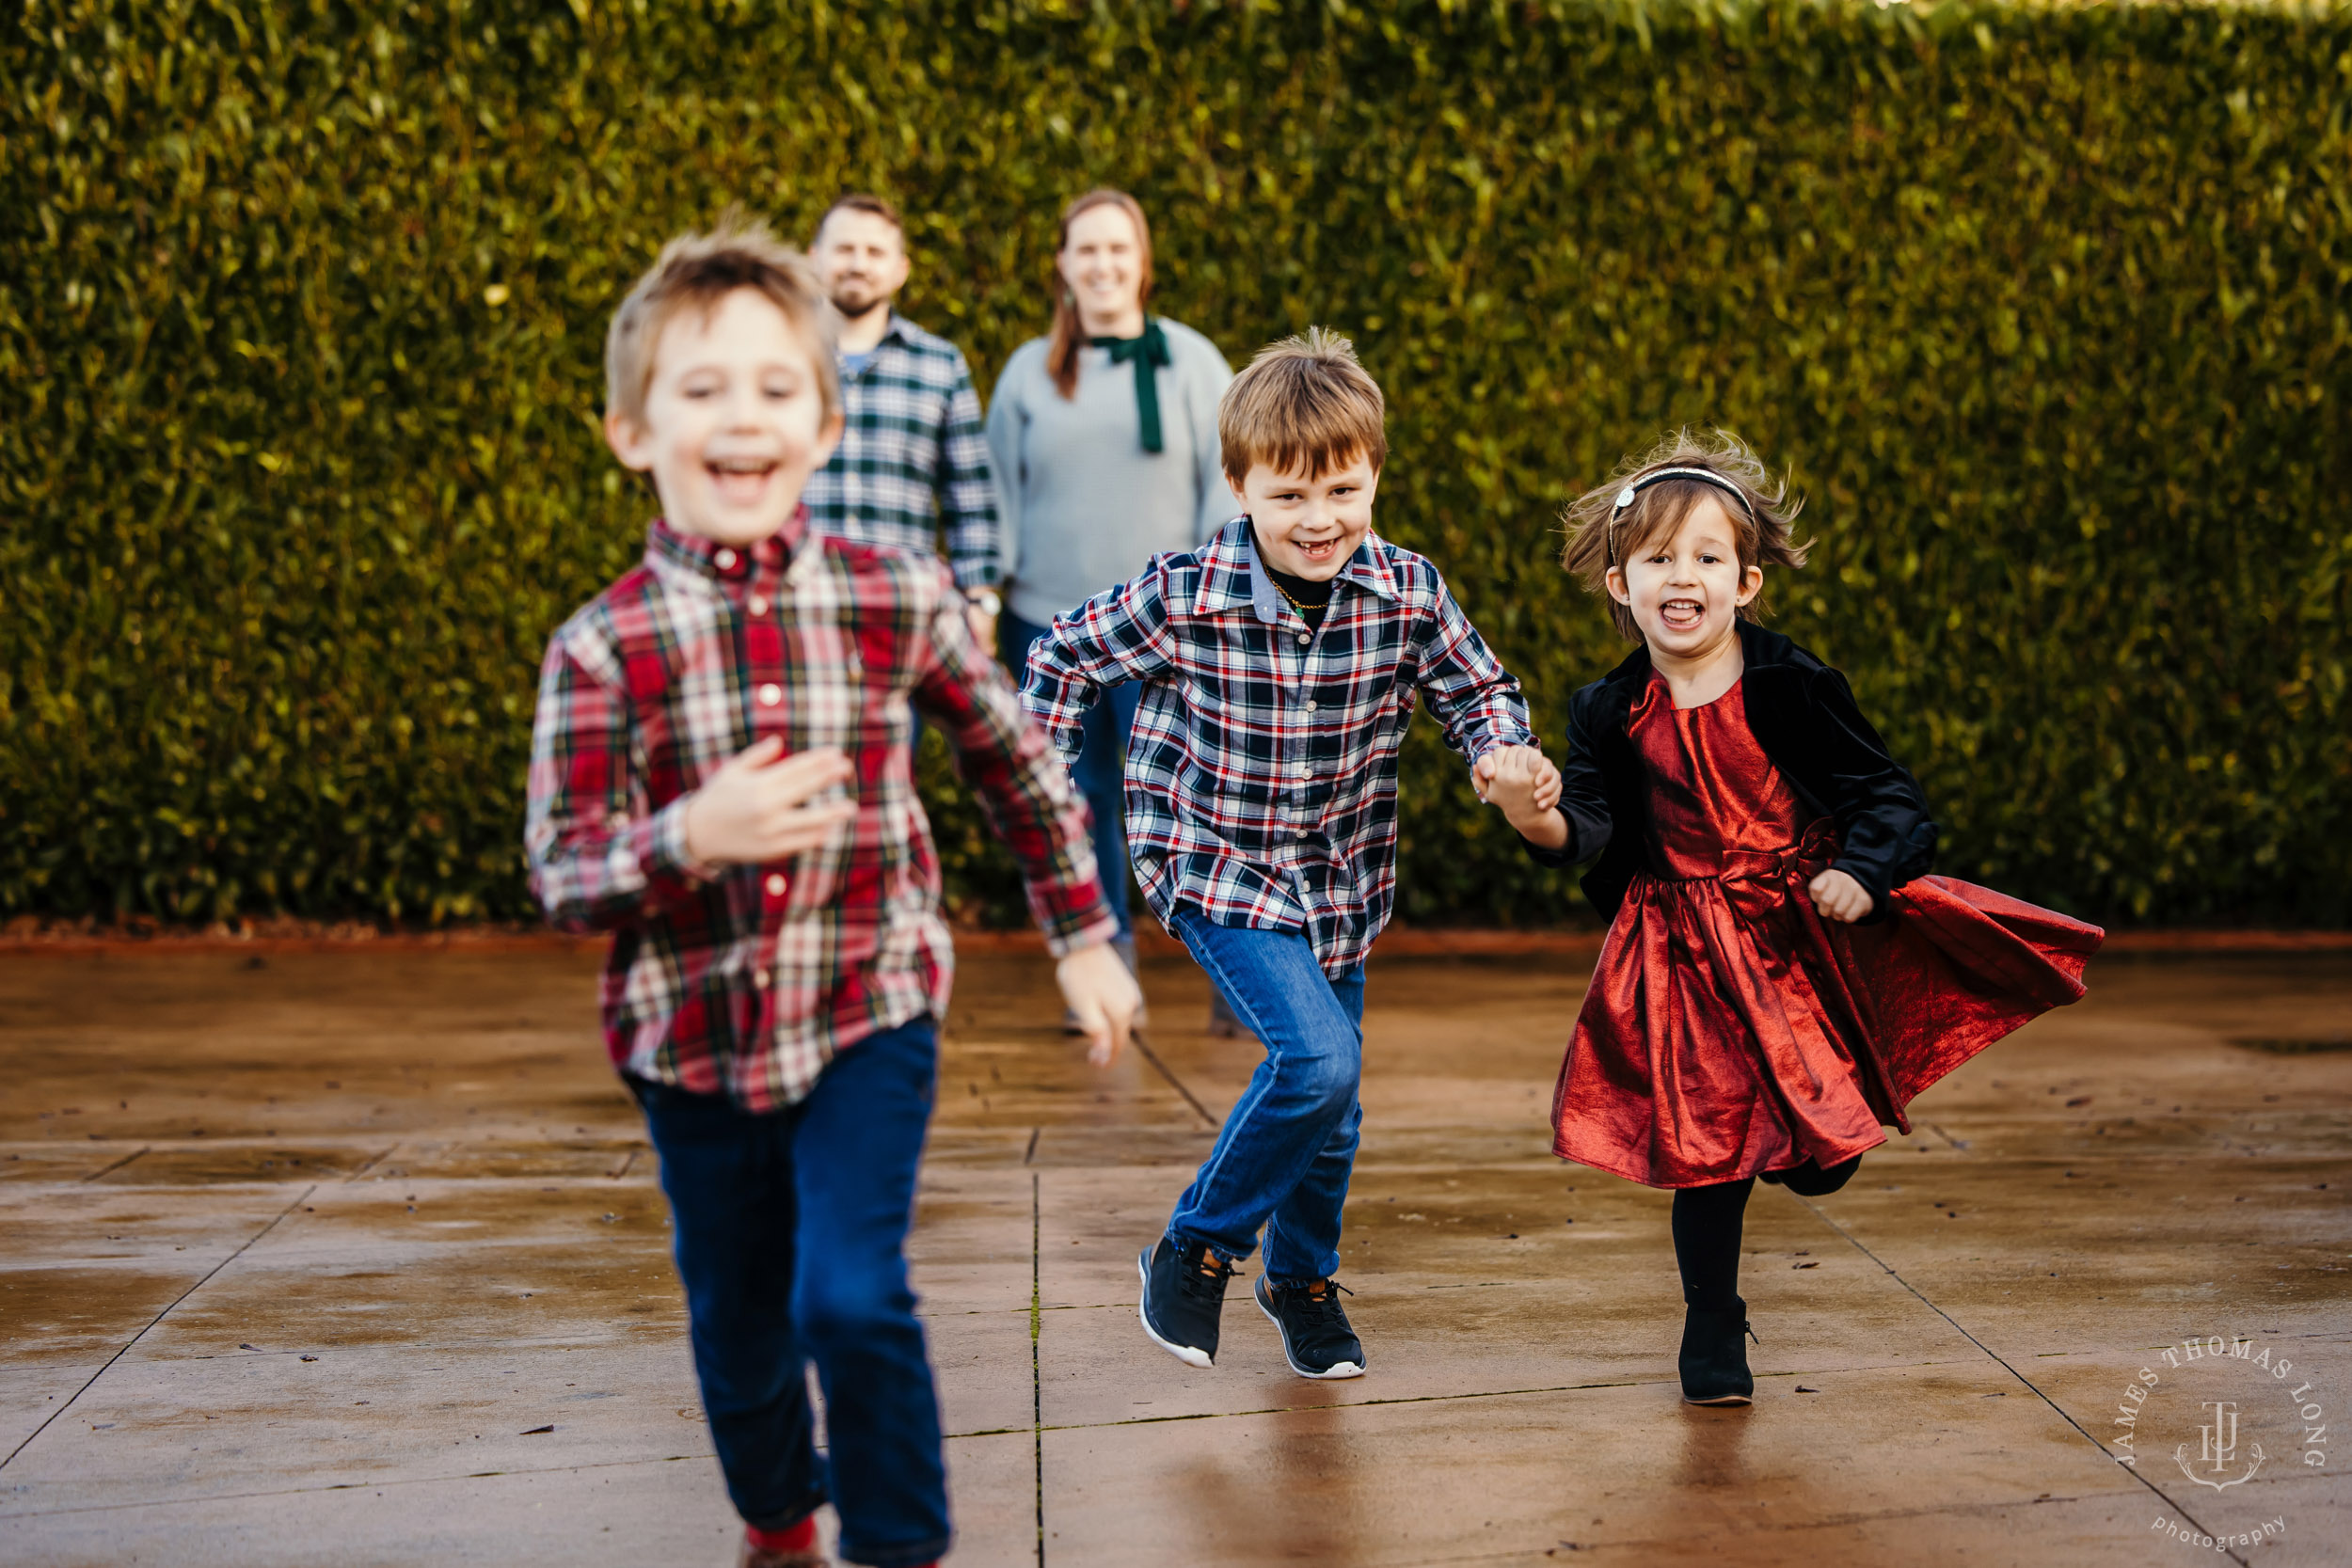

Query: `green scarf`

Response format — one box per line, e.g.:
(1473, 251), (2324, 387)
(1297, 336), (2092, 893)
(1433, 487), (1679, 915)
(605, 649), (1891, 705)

(1089, 317), (1171, 453)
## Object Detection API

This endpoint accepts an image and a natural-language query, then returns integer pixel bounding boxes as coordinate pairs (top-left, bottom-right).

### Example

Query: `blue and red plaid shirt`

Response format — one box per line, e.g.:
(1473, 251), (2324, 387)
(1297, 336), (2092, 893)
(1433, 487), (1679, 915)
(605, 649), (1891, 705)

(526, 510), (1115, 1111)
(1021, 517), (1534, 975)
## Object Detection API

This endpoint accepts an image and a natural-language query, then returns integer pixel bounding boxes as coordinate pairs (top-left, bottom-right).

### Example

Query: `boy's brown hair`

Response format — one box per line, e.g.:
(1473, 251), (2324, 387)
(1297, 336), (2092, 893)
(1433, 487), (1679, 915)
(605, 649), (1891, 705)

(1560, 428), (1809, 642)
(1218, 327), (1389, 486)
(604, 211), (839, 428)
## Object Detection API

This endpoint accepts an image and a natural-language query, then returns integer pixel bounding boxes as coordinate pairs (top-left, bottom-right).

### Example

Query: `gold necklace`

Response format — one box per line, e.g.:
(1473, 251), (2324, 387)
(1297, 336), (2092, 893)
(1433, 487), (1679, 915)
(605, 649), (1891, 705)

(1269, 577), (1327, 615)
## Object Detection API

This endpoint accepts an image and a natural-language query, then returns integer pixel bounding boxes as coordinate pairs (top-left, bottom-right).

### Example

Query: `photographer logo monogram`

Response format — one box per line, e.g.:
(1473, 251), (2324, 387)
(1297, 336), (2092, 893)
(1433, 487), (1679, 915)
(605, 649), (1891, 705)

(2110, 1334), (2328, 1482)
(2109, 1336), (2327, 1551)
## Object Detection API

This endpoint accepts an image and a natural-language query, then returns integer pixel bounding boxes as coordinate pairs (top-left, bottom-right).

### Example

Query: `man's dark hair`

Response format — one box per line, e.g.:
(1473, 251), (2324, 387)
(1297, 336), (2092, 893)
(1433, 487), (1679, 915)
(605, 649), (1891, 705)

(817, 193), (903, 237)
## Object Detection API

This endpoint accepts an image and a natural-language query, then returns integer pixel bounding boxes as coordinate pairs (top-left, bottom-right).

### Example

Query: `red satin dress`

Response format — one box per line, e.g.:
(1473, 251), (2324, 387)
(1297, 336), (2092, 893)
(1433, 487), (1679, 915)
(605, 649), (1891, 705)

(1553, 673), (2103, 1189)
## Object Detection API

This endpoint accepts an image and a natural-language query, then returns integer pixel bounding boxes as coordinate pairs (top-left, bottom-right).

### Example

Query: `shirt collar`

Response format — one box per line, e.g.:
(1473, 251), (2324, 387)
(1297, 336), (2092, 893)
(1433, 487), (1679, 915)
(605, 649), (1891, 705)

(855, 314), (914, 355)
(1191, 515), (1401, 621)
(645, 506), (806, 584)
(834, 316), (911, 383)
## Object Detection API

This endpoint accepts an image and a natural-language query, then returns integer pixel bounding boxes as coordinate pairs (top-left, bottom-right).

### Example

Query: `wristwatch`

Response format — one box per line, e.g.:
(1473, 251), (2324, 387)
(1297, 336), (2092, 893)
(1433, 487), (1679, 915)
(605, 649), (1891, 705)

(964, 588), (1003, 618)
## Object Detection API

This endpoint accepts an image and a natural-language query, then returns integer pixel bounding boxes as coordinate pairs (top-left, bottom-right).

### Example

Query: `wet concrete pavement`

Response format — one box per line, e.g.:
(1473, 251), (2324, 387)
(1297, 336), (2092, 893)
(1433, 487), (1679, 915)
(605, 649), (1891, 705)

(1, 942), (2346, 1566)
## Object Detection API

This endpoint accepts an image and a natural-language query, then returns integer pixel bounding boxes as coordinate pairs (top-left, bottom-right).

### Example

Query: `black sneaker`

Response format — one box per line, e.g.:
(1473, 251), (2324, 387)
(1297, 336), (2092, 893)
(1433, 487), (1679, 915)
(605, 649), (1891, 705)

(1138, 1235), (1233, 1368)
(1255, 1274), (1366, 1379)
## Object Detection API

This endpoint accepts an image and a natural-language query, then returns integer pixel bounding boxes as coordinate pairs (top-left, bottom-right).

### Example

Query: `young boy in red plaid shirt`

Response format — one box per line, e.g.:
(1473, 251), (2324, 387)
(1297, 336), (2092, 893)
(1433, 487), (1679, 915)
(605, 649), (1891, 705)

(526, 217), (1140, 1568)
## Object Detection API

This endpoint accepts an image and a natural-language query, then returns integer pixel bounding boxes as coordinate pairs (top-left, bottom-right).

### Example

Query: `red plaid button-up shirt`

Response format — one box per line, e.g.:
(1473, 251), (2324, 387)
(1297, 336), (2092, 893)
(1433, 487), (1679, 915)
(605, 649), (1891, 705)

(1021, 517), (1534, 977)
(527, 511), (1115, 1111)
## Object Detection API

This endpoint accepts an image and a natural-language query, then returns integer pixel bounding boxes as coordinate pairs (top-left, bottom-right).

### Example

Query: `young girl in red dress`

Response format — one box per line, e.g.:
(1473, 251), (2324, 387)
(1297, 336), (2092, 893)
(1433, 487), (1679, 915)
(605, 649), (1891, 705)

(1478, 429), (2103, 1405)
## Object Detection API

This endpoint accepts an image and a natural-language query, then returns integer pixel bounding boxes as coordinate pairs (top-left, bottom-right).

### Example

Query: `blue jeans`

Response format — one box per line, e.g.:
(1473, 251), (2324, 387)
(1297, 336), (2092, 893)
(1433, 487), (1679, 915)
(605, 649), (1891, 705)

(1166, 907), (1367, 1283)
(634, 1019), (948, 1568)
(1005, 611), (1140, 938)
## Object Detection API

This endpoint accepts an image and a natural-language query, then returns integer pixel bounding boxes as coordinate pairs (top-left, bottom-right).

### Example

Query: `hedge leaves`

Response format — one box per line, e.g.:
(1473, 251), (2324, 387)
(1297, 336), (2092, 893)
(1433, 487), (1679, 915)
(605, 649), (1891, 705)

(5, 0), (2346, 927)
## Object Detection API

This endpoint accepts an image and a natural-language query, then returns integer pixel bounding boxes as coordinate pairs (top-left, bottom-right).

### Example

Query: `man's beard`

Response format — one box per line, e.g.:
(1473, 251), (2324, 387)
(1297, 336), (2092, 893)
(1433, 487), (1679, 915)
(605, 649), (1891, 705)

(831, 281), (889, 320)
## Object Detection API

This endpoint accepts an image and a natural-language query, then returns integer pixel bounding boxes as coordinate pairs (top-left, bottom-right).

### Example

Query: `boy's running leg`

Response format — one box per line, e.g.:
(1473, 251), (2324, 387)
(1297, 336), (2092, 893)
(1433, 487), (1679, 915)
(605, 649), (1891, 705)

(639, 1083), (827, 1550)
(1256, 967), (1368, 1377)
(1142, 910), (1361, 1368)
(791, 1017), (953, 1568)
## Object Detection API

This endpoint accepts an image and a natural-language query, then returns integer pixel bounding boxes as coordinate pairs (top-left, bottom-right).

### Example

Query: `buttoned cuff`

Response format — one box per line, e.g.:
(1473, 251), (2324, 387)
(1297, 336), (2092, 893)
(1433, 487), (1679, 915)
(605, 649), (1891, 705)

(1467, 725), (1537, 763)
(1036, 881), (1122, 959)
(644, 796), (723, 888)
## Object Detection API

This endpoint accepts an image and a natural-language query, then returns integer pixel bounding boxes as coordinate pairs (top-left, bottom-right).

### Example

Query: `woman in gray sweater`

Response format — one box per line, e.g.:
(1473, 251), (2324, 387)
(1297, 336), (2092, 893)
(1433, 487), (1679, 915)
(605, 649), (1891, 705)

(989, 188), (1237, 1016)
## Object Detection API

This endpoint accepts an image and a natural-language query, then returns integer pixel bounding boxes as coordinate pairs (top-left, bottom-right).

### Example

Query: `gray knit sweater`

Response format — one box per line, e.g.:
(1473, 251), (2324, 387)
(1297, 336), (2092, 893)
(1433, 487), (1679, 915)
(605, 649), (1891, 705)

(986, 318), (1237, 627)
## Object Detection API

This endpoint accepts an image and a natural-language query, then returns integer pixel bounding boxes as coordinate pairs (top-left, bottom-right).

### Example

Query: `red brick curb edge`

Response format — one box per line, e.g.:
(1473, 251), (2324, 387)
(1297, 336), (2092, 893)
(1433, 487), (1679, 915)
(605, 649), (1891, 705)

(2, 924), (2344, 958)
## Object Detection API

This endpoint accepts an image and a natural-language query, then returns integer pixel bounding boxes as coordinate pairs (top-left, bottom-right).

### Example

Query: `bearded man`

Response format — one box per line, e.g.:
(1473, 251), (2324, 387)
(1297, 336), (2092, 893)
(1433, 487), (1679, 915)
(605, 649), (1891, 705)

(804, 194), (1002, 645)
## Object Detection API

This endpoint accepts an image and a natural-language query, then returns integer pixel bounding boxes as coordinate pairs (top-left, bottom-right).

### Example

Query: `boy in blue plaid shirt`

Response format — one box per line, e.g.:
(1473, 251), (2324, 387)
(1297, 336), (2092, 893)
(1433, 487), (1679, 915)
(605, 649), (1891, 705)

(1021, 329), (1554, 1378)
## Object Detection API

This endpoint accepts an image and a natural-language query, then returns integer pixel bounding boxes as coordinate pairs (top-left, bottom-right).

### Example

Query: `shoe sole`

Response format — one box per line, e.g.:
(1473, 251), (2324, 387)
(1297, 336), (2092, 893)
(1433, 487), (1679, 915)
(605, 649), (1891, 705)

(1681, 1392), (1754, 1406)
(1254, 1276), (1366, 1380)
(1136, 1249), (1213, 1369)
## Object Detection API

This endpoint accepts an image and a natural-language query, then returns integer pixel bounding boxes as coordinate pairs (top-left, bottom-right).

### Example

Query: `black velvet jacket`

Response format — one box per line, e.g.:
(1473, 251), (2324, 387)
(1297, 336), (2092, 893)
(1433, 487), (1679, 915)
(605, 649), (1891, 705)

(1527, 621), (1938, 923)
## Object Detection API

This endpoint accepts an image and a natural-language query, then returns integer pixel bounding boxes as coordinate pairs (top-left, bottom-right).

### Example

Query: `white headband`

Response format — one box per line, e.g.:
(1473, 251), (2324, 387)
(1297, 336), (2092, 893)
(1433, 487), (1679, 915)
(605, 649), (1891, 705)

(1607, 467), (1755, 560)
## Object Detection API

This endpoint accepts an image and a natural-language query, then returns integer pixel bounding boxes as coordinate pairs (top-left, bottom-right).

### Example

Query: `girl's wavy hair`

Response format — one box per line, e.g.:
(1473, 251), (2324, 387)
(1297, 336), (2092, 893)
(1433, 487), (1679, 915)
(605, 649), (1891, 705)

(1560, 429), (1809, 643)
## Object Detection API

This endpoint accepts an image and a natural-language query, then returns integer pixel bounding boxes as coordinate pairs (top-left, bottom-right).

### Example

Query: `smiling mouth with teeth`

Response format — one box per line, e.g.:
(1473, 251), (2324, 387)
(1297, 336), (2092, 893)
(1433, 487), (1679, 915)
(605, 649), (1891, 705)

(707, 456), (780, 499)
(1660, 598), (1706, 627)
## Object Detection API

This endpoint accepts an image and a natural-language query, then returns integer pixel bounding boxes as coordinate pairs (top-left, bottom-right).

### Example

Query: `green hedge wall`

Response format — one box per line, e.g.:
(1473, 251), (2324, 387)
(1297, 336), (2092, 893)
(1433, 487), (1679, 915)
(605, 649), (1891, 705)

(5, 0), (2348, 927)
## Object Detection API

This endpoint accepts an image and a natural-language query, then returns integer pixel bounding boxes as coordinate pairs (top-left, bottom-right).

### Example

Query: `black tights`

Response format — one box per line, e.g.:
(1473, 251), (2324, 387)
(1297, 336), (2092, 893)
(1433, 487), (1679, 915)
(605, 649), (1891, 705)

(1670, 1156), (1862, 1310)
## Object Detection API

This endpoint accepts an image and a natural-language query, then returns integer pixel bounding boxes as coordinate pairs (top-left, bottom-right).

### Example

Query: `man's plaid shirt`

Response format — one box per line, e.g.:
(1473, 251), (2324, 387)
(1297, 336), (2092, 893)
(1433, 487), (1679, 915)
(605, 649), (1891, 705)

(1021, 518), (1534, 976)
(527, 511), (1115, 1111)
(801, 313), (1000, 592)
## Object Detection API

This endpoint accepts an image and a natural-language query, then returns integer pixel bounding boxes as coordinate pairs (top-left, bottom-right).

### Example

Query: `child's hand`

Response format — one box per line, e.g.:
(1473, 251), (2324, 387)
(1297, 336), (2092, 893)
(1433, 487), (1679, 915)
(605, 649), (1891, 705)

(683, 737), (858, 866)
(1474, 745), (1566, 842)
(1808, 868), (1872, 924)
(1057, 941), (1143, 1066)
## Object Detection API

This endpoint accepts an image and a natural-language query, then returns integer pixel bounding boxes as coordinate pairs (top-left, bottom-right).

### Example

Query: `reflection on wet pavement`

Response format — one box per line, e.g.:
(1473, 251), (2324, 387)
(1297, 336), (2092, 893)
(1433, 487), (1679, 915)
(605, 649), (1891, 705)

(0, 943), (2346, 1565)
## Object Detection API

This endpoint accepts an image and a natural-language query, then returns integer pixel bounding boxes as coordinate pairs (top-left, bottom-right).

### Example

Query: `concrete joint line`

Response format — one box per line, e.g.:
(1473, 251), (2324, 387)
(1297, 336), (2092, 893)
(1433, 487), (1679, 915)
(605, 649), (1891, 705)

(1030, 1169), (1046, 1568)
(0, 1182), (320, 1473)
(1786, 1188), (2253, 1567)
(1128, 1027), (1220, 1130)
(4, 1449), (723, 1520)
(79, 1145), (151, 1182)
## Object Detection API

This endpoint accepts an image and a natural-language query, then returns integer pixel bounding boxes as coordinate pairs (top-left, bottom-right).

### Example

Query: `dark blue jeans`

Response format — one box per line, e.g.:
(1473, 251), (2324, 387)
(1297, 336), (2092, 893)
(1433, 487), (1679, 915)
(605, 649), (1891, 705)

(1166, 907), (1367, 1283)
(1005, 610), (1140, 939)
(635, 1019), (948, 1568)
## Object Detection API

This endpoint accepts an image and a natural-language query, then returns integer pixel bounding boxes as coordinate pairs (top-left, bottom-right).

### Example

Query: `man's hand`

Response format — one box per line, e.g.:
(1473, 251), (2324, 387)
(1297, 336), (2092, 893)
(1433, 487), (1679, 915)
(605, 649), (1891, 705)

(1473, 745), (1566, 846)
(1057, 941), (1143, 1067)
(681, 738), (858, 866)
(965, 603), (998, 652)
(1808, 868), (1873, 925)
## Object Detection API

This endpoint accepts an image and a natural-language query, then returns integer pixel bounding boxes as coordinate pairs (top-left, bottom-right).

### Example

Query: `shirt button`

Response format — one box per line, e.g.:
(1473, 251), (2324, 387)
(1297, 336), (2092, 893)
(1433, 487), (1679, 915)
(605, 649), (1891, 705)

(1304, 700), (1319, 712)
(765, 874), (787, 896)
(753, 969), (771, 990)
(1297, 829), (1311, 840)
(748, 594), (769, 617)
(715, 548), (738, 570)
(1296, 764), (1311, 779)
(758, 684), (783, 706)
(1296, 633), (1311, 646)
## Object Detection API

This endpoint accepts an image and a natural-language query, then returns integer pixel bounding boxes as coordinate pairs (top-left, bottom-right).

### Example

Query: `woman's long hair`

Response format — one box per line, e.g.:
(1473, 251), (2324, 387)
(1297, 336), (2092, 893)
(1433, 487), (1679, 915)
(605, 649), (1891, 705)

(1047, 189), (1153, 400)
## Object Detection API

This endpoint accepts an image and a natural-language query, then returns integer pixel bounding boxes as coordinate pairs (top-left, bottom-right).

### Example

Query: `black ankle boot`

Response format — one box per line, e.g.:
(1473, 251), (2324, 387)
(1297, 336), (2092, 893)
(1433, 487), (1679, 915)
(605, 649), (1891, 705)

(1678, 1297), (1756, 1405)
